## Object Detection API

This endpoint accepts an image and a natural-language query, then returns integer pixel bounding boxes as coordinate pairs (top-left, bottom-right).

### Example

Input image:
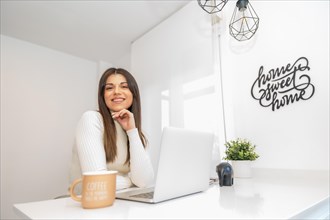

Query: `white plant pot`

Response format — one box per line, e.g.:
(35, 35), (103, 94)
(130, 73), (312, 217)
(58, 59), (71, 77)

(231, 160), (253, 178)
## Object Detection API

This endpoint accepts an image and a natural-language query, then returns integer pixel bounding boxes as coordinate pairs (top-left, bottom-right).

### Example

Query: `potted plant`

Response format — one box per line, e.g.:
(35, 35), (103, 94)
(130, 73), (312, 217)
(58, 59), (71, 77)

(223, 138), (259, 178)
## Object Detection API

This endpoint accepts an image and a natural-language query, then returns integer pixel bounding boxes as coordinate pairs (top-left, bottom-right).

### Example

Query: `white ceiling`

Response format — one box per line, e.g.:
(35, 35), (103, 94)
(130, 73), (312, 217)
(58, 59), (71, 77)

(1, 0), (191, 65)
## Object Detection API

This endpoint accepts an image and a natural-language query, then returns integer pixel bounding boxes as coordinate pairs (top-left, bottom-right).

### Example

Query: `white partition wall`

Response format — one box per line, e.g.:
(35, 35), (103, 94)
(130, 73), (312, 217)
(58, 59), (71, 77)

(131, 1), (225, 178)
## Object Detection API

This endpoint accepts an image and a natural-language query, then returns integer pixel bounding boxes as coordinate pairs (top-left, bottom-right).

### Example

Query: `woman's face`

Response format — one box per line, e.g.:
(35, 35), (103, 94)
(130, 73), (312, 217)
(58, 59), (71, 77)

(104, 74), (133, 112)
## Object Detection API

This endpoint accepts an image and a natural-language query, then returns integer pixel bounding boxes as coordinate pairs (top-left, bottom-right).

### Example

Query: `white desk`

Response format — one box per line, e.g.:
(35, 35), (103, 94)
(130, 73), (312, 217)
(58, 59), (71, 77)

(14, 169), (329, 219)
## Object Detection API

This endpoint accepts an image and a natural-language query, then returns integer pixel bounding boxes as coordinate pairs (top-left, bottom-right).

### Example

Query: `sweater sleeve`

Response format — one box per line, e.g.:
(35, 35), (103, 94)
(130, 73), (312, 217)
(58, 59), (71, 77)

(116, 174), (133, 190)
(75, 111), (107, 172)
(126, 128), (155, 188)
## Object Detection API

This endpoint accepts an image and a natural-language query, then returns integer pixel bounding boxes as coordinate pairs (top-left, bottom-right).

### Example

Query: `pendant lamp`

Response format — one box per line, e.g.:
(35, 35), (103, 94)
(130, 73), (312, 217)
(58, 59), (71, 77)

(197, 0), (228, 14)
(197, 0), (260, 41)
(229, 0), (260, 41)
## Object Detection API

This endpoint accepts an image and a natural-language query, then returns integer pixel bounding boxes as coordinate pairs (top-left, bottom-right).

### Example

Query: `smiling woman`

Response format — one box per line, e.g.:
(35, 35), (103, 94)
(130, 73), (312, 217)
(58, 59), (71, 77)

(70, 67), (154, 191)
(104, 74), (133, 113)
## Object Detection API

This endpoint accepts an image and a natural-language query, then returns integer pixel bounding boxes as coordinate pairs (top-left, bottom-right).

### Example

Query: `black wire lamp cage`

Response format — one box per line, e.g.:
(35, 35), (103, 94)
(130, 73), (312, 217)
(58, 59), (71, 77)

(197, 0), (228, 14)
(197, 0), (260, 41)
(229, 0), (259, 41)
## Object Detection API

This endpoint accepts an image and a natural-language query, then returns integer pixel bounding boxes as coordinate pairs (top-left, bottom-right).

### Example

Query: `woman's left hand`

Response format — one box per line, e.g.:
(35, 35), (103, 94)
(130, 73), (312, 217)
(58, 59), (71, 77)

(112, 109), (136, 131)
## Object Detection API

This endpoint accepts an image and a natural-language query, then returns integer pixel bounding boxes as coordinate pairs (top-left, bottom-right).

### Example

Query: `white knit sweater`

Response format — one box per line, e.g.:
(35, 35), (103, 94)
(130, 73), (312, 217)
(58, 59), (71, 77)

(70, 111), (154, 190)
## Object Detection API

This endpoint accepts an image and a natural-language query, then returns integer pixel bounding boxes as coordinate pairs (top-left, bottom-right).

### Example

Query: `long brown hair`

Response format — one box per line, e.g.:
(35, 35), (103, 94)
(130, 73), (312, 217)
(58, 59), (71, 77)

(98, 67), (147, 164)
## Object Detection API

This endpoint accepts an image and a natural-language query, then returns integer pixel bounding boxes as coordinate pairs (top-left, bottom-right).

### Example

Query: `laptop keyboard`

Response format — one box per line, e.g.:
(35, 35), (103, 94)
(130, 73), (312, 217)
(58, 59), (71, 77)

(130, 191), (154, 199)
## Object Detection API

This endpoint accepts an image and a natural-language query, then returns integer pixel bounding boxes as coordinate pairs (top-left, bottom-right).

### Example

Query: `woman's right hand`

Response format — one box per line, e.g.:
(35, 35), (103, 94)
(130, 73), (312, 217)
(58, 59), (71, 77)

(112, 109), (136, 131)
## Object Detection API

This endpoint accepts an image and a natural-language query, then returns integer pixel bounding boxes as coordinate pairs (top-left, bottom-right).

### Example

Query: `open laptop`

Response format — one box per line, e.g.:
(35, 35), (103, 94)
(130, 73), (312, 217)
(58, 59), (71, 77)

(116, 126), (214, 203)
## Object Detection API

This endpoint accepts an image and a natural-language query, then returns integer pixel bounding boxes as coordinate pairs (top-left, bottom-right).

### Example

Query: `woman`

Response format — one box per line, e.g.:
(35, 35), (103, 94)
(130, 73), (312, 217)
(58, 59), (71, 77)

(71, 68), (154, 190)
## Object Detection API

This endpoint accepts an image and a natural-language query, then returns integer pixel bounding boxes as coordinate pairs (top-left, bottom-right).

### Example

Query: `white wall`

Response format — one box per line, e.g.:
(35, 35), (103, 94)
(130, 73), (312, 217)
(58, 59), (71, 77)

(132, 0), (329, 171)
(219, 1), (329, 170)
(0, 35), (98, 219)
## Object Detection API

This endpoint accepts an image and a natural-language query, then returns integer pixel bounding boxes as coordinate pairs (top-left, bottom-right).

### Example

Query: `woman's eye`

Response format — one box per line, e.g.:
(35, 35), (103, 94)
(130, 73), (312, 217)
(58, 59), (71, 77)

(105, 86), (113, 90)
(121, 84), (129, 89)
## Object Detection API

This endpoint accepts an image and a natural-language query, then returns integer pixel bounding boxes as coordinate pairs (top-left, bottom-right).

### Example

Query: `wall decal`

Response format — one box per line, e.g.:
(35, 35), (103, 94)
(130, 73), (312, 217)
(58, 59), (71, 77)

(251, 57), (315, 111)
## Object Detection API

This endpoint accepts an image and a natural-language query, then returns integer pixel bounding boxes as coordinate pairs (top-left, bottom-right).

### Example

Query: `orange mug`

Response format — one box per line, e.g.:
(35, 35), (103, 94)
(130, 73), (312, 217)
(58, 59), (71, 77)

(70, 170), (117, 209)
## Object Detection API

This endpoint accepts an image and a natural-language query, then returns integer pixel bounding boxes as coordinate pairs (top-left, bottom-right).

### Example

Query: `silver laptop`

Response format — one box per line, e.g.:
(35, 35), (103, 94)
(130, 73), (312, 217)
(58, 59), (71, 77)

(116, 126), (214, 203)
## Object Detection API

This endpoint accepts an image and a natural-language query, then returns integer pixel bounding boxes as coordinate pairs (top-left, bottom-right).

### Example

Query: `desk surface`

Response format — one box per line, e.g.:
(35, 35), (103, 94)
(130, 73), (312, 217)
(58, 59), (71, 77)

(14, 169), (329, 219)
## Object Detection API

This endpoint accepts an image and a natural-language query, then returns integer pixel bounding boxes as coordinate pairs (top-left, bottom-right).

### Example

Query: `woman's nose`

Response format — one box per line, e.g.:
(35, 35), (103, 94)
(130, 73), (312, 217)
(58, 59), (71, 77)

(114, 86), (121, 94)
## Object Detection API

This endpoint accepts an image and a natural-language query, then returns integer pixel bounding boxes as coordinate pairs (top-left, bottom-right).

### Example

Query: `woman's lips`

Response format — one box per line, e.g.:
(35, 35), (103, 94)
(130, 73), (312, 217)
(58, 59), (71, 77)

(112, 98), (125, 103)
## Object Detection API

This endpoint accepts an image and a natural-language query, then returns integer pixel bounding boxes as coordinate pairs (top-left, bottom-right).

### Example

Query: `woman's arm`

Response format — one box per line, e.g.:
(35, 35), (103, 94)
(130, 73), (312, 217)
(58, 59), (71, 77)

(75, 111), (107, 172)
(75, 111), (133, 190)
(127, 128), (155, 188)
(112, 109), (154, 188)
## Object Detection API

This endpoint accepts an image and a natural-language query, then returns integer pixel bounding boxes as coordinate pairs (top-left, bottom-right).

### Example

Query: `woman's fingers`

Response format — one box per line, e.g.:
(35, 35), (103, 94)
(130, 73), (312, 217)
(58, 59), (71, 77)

(112, 109), (131, 119)
(111, 109), (136, 131)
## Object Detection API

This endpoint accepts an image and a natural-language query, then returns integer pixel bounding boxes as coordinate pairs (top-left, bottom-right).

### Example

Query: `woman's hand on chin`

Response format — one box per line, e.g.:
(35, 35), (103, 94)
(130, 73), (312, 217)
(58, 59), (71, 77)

(111, 109), (136, 131)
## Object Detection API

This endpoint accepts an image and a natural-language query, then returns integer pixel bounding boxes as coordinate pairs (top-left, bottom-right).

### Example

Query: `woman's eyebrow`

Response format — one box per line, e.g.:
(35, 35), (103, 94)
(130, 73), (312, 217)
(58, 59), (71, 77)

(105, 82), (128, 86)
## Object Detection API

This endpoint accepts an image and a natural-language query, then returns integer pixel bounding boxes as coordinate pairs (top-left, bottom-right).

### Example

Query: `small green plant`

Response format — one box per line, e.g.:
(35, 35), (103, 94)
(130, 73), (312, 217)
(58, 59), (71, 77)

(223, 138), (259, 161)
